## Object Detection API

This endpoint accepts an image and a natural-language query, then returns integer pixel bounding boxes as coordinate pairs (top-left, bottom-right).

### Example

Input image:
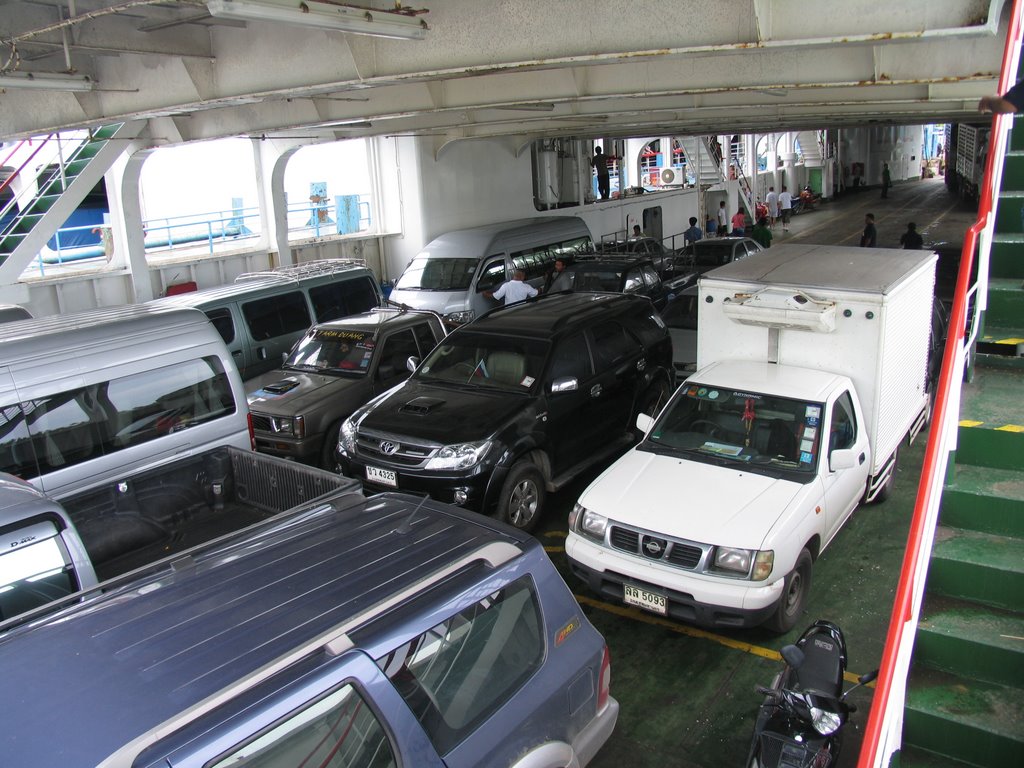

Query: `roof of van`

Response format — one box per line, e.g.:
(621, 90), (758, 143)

(0, 493), (529, 767)
(0, 303), (212, 350)
(152, 260), (375, 308)
(418, 216), (591, 257)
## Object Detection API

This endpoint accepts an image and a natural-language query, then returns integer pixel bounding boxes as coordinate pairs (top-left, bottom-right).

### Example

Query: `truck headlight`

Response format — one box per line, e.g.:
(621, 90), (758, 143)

(271, 415), (304, 438)
(711, 548), (773, 580)
(339, 417), (358, 454)
(570, 503), (608, 542)
(425, 440), (490, 470)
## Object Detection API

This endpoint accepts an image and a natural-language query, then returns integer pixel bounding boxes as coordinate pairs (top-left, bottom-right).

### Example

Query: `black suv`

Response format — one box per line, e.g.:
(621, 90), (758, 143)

(338, 293), (674, 531)
(557, 255), (696, 311)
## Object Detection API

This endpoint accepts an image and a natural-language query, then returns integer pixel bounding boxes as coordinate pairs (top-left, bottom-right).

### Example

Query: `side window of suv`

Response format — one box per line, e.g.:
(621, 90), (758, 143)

(375, 329), (419, 388)
(209, 681), (397, 768)
(412, 321), (441, 357)
(242, 292), (310, 341)
(549, 331), (592, 383)
(590, 320), (639, 369)
(377, 576), (543, 756)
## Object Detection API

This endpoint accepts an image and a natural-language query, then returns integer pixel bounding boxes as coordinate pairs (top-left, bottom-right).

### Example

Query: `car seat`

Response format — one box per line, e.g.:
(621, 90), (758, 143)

(487, 351), (525, 386)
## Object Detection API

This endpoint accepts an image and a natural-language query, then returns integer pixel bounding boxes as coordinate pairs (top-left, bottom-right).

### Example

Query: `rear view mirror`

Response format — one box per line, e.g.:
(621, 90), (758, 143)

(550, 376), (578, 393)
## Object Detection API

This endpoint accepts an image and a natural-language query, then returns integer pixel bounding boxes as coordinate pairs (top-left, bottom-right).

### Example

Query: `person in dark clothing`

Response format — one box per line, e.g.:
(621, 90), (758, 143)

(592, 146), (610, 200)
(900, 222), (924, 249)
(751, 217), (773, 249)
(881, 163), (891, 198)
(860, 213), (877, 247)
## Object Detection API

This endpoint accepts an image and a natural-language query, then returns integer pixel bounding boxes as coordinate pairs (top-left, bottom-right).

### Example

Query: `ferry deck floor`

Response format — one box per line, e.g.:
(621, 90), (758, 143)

(532, 176), (1019, 767)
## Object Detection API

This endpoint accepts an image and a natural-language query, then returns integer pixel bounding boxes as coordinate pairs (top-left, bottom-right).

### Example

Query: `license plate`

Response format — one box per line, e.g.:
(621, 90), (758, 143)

(365, 465), (397, 488)
(623, 584), (667, 615)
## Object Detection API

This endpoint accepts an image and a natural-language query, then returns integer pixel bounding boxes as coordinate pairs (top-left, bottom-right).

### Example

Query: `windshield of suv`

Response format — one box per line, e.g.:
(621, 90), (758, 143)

(641, 383), (822, 477)
(394, 257), (479, 291)
(417, 332), (549, 392)
(284, 328), (376, 375)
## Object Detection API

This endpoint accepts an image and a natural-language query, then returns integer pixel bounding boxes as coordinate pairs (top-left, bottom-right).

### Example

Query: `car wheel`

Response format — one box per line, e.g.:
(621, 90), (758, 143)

(765, 549), (812, 634)
(496, 461), (546, 533)
(321, 421), (343, 471)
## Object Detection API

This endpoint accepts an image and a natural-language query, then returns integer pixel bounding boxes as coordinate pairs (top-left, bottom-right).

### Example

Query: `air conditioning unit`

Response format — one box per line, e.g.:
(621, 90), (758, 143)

(660, 167), (677, 185)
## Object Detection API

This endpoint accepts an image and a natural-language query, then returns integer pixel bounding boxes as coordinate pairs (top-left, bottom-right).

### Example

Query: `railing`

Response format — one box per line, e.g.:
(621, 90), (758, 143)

(286, 195), (372, 238)
(855, 1), (1022, 765)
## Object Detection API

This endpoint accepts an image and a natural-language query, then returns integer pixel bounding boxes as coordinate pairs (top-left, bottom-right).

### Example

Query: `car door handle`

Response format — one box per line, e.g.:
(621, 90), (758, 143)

(590, 384), (602, 398)
(859, 453), (866, 464)
(231, 350), (242, 358)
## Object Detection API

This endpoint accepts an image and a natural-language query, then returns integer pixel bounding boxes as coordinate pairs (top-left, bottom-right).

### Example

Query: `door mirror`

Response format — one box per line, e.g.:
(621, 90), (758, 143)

(636, 413), (654, 433)
(550, 376), (578, 393)
(829, 448), (857, 471)
(406, 356), (420, 373)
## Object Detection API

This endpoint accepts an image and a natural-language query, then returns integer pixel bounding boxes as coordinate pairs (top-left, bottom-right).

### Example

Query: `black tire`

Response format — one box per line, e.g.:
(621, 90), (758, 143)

(764, 549), (812, 634)
(496, 461), (546, 533)
(320, 421), (343, 471)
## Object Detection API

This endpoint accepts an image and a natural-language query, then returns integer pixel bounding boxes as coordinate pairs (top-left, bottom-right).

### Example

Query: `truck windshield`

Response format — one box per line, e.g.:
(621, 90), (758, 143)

(394, 256), (479, 291)
(417, 332), (549, 392)
(285, 328), (376, 375)
(643, 383), (823, 474)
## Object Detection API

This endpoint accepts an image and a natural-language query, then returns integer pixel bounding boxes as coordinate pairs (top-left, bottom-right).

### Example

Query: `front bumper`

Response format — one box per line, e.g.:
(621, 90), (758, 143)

(565, 533), (784, 629)
(339, 455), (498, 512)
(253, 432), (321, 462)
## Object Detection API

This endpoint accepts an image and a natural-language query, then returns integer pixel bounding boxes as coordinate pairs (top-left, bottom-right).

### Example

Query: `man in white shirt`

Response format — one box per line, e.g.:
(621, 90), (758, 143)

(487, 269), (538, 305)
(765, 186), (779, 229)
(716, 200), (728, 236)
(778, 186), (794, 231)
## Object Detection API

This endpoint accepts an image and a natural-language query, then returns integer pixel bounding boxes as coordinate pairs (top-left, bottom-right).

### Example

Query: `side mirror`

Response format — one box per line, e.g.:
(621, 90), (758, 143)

(550, 376), (578, 394)
(406, 356), (420, 373)
(829, 448), (857, 471)
(636, 413), (654, 433)
(281, 352), (288, 362)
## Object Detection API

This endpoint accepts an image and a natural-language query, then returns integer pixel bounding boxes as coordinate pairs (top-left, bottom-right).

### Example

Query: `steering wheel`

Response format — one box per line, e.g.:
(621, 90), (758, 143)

(689, 419), (722, 438)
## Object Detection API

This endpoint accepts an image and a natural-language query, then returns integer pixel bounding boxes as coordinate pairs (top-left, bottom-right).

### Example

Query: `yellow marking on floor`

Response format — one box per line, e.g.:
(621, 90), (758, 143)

(573, 593), (870, 686)
(959, 420), (984, 427)
(544, 530), (568, 538)
(958, 419), (1024, 431)
(996, 424), (1024, 433)
(543, 546), (563, 553)
(984, 337), (1024, 344)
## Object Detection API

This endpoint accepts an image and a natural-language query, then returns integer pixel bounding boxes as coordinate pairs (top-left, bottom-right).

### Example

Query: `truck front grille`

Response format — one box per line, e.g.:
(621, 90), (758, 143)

(355, 428), (438, 468)
(608, 524), (705, 571)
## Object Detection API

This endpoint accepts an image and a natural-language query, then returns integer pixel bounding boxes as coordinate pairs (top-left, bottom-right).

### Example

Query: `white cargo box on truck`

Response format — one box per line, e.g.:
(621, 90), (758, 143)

(697, 244), (936, 476)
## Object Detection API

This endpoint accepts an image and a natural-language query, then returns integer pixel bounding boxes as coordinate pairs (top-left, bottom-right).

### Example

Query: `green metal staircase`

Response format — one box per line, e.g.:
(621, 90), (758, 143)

(0, 122), (141, 276)
(897, 110), (1024, 767)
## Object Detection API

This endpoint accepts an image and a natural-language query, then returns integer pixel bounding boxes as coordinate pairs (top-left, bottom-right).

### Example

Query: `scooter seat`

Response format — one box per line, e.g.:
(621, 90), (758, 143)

(794, 635), (843, 695)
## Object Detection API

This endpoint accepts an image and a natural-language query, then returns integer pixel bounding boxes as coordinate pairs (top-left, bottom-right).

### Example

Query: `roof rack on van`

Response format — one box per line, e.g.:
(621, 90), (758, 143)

(234, 258), (367, 285)
(96, 533), (521, 768)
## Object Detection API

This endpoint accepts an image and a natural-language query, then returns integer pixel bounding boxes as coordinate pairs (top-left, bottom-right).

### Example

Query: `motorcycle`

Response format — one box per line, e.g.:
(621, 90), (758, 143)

(746, 620), (878, 768)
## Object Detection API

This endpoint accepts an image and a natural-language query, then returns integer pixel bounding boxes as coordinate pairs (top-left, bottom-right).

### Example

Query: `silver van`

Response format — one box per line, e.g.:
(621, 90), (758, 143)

(389, 216), (594, 327)
(0, 305), (252, 500)
(153, 259), (382, 379)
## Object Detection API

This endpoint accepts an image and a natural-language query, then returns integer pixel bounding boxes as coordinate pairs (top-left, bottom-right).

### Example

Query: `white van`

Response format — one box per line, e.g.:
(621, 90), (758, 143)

(0, 305), (252, 500)
(389, 216), (594, 326)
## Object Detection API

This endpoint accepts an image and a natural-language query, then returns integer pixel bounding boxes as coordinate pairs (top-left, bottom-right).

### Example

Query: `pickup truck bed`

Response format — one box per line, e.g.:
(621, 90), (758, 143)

(61, 447), (360, 580)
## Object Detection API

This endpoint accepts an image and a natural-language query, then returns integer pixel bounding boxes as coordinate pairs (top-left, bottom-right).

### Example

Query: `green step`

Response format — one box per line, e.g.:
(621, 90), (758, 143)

(983, 279), (1024, 325)
(927, 526), (1024, 611)
(915, 595), (1024, 687)
(1001, 151), (1024, 191)
(903, 666), (1024, 767)
(941, 464), (1024, 537)
(894, 745), (980, 767)
(994, 191), (1024, 234)
(91, 123), (122, 140)
(989, 236), (1024, 280)
(955, 424), (1024, 471)
(1011, 116), (1024, 152)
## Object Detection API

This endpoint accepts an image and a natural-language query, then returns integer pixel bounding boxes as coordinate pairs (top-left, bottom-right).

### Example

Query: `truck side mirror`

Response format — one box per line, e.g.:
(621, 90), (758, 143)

(636, 413), (654, 433)
(406, 356), (420, 372)
(829, 448), (857, 471)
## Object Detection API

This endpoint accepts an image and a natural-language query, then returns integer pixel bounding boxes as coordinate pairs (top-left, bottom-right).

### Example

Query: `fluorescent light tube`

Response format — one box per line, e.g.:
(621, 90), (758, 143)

(207, 0), (428, 40)
(0, 71), (95, 92)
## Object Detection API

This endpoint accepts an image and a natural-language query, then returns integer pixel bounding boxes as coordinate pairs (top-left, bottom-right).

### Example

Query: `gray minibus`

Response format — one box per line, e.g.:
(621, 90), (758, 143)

(389, 216), (594, 327)
(0, 304), (252, 500)
(153, 259), (382, 379)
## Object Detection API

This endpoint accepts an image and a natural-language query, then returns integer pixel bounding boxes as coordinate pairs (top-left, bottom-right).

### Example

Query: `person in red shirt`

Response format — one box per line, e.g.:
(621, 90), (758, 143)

(730, 208), (747, 236)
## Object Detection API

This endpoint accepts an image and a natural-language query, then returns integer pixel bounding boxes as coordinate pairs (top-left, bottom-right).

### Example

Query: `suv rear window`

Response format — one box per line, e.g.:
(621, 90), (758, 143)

(376, 576), (543, 755)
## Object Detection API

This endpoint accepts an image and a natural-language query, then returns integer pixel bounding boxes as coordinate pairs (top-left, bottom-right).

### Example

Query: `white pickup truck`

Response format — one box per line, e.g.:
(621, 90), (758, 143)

(566, 244), (936, 633)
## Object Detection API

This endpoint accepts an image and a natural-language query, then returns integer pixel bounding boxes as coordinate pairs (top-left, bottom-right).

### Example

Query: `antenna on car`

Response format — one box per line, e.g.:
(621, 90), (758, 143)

(393, 492), (431, 534)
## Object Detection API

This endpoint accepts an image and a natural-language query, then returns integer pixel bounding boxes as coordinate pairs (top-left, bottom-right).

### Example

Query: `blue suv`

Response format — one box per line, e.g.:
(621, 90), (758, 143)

(0, 492), (618, 768)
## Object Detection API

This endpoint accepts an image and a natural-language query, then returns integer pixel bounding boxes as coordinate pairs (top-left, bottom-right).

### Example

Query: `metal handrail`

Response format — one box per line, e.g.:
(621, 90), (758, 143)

(855, 1), (1023, 765)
